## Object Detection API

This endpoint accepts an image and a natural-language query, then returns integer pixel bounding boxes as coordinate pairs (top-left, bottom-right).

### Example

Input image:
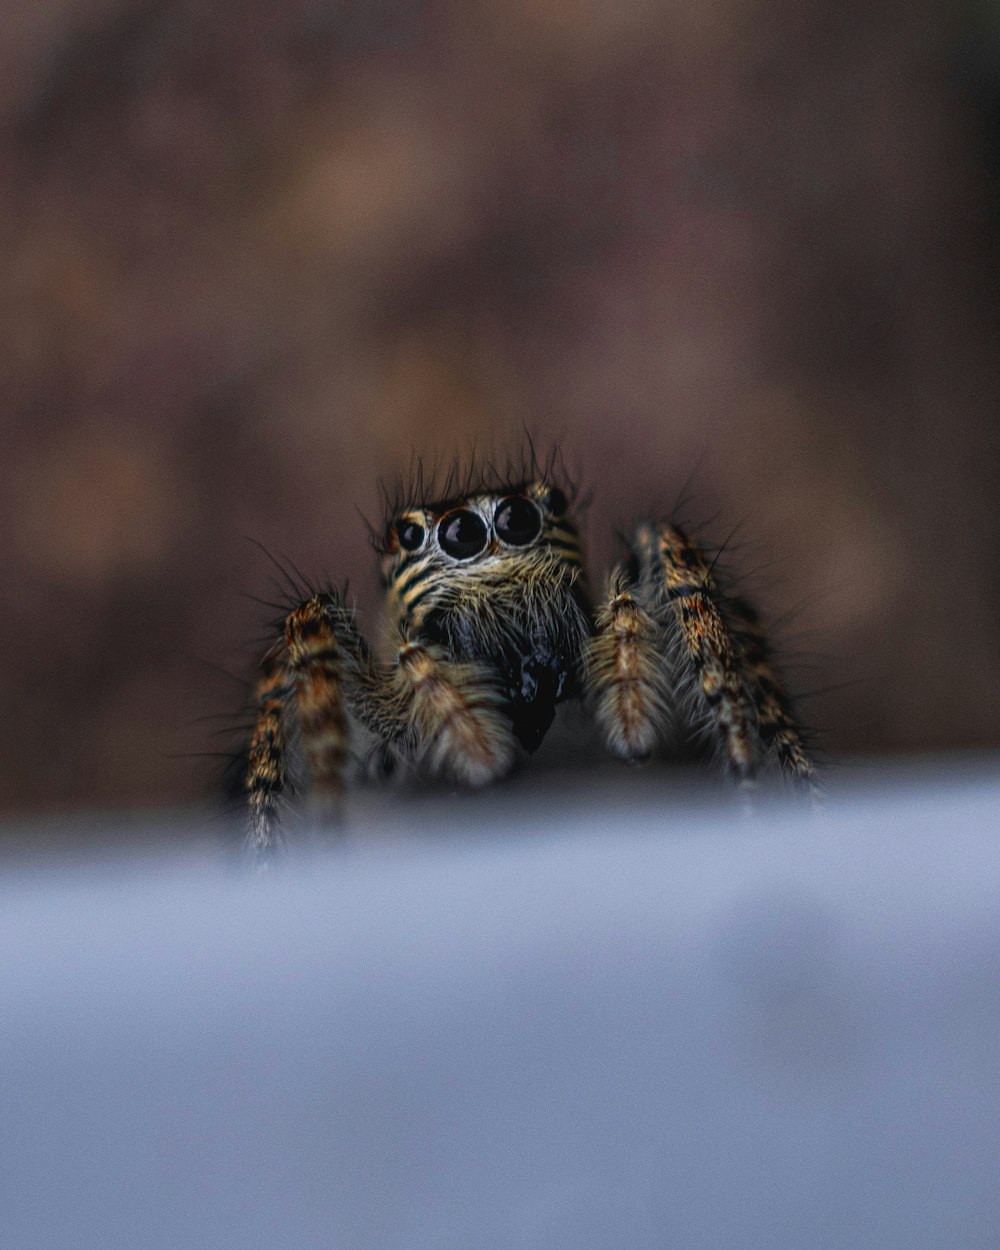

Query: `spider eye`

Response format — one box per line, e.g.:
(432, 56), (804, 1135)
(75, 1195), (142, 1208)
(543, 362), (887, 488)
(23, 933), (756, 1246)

(542, 486), (568, 517)
(494, 496), (541, 546)
(438, 509), (487, 559)
(397, 520), (425, 551)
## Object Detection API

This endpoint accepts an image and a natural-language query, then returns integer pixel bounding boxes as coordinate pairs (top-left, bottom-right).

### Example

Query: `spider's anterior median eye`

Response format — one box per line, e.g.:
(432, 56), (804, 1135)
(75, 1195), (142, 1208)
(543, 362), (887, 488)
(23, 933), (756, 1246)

(397, 520), (425, 551)
(438, 509), (488, 559)
(494, 496), (542, 546)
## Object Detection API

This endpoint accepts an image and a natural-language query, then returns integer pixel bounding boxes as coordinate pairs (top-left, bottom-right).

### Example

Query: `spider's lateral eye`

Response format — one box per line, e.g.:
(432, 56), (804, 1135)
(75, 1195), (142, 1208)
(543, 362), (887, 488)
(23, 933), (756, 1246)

(494, 495), (542, 546)
(438, 509), (488, 559)
(397, 520), (425, 551)
(543, 486), (568, 517)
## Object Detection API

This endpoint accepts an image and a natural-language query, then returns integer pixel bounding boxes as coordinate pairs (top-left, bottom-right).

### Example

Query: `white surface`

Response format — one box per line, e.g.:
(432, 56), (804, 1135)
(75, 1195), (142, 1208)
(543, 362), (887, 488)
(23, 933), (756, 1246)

(2, 769), (999, 1249)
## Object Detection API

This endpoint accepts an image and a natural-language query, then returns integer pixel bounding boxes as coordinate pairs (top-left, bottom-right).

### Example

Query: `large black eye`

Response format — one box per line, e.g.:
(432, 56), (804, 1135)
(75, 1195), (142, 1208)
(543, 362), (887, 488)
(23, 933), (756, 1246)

(397, 519), (425, 551)
(542, 486), (568, 517)
(494, 496), (542, 546)
(438, 509), (488, 559)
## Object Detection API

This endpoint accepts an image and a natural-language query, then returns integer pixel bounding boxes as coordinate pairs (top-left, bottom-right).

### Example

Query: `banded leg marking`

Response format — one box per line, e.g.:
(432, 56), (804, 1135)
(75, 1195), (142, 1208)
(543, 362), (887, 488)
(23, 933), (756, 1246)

(284, 597), (350, 811)
(246, 654), (289, 856)
(640, 522), (759, 782)
(725, 596), (818, 791)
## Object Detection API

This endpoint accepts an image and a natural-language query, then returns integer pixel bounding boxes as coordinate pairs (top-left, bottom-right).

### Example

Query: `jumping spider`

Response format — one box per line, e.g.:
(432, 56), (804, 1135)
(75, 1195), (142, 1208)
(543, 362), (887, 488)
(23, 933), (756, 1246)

(244, 460), (816, 857)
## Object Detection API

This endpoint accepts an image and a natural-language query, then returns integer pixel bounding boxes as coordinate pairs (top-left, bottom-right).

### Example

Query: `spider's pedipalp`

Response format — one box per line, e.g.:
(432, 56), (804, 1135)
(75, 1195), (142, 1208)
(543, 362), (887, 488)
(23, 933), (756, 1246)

(584, 566), (674, 760)
(394, 640), (515, 785)
(633, 521), (761, 784)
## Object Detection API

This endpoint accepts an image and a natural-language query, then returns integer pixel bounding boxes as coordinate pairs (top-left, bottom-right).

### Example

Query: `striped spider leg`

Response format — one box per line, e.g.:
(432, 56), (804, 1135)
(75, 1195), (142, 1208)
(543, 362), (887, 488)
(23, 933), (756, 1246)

(246, 592), (366, 858)
(585, 520), (817, 795)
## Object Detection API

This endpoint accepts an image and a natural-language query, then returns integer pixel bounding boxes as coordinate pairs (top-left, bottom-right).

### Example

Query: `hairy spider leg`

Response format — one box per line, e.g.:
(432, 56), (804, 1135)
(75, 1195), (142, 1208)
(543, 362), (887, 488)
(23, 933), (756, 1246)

(634, 521), (760, 784)
(723, 596), (820, 794)
(245, 593), (364, 858)
(246, 654), (290, 856)
(584, 566), (674, 760)
(284, 596), (351, 809)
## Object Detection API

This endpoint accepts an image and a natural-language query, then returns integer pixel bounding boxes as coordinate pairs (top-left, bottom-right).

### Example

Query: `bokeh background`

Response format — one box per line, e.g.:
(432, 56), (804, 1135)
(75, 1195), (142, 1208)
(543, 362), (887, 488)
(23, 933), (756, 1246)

(3, 0), (1000, 820)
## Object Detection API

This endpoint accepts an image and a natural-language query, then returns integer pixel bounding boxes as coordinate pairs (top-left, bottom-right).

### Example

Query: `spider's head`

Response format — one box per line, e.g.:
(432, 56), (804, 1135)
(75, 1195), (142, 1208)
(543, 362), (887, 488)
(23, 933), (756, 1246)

(377, 478), (592, 750)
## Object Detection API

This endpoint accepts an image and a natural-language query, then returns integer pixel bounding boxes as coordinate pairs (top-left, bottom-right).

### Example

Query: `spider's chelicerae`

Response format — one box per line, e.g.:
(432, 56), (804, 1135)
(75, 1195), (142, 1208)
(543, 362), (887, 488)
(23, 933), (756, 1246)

(244, 459), (816, 856)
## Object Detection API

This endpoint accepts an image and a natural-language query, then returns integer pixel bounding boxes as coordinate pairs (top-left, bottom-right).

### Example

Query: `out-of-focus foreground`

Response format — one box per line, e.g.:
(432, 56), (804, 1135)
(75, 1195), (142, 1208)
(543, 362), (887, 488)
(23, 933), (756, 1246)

(3, 774), (999, 1247)
(3, 0), (1000, 819)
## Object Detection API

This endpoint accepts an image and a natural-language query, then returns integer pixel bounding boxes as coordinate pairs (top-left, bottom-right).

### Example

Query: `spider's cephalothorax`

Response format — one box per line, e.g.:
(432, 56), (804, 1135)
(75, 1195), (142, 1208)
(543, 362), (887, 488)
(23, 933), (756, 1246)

(243, 467), (817, 857)
(379, 479), (590, 753)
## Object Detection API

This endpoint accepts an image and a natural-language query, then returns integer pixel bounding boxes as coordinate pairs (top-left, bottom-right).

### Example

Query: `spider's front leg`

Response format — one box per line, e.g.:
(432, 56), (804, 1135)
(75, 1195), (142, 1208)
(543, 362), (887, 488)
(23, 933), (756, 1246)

(585, 521), (816, 792)
(584, 567), (675, 761)
(633, 521), (762, 785)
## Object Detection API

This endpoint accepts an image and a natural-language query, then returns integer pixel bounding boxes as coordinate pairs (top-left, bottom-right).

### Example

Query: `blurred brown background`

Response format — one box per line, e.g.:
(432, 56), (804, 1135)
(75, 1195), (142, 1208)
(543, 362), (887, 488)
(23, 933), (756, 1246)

(3, 0), (1000, 820)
